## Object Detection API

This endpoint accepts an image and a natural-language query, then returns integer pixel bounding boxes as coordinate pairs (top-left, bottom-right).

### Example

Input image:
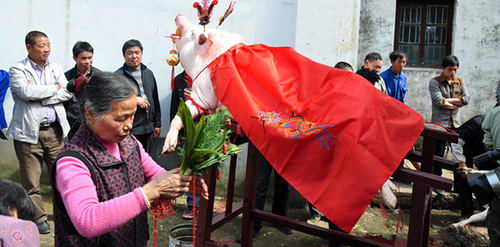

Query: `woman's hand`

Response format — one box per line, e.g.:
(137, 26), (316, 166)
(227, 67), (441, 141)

(142, 172), (191, 200)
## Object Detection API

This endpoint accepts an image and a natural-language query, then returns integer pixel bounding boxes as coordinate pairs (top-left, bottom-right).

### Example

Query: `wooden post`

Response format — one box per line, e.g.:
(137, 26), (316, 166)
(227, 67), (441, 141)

(407, 135), (435, 247)
(241, 143), (258, 247)
(196, 166), (217, 246)
(226, 155), (238, 215)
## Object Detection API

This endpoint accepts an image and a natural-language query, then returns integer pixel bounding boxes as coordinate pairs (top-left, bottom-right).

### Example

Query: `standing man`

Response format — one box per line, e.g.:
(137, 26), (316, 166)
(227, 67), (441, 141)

(64, 41), (101, 139)
(170, 71), (189, 122)
(359, 52), (387, 94)
(115, 39), (161, 154)
(483, 98), (500, 246)
(253, 151), (292, 236)
(429, 55), (470, 176)
(7, 31), (72, 234)
(380, 51), (408, 102)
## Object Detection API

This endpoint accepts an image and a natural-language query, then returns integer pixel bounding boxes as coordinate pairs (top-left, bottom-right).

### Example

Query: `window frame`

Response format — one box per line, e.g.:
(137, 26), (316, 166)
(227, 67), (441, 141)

(394, 0), (455, 68)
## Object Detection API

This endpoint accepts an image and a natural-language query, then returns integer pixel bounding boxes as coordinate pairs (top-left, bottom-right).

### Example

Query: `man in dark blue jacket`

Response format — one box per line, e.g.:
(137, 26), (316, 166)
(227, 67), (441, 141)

(115, 39), (161, 154)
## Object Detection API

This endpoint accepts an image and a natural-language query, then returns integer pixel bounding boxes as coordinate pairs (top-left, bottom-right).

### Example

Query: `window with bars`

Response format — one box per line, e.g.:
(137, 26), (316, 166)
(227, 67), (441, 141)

(395, 0), (454, 67)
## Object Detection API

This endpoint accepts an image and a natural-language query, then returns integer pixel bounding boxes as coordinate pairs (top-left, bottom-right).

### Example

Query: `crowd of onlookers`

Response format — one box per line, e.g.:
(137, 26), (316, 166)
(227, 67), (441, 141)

(0, 29), (499, 246)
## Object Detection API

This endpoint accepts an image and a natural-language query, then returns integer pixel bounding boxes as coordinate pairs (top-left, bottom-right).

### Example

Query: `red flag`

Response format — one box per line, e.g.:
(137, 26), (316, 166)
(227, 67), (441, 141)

(208, 44), (423, 232)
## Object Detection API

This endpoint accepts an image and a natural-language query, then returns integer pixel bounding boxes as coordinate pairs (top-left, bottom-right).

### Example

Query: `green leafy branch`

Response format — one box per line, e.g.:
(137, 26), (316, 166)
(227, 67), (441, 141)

(176, 99), (242, 175)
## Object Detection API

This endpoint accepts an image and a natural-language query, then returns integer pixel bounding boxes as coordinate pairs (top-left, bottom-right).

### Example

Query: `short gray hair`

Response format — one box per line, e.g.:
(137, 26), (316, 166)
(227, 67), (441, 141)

(80, 72), (137, 121)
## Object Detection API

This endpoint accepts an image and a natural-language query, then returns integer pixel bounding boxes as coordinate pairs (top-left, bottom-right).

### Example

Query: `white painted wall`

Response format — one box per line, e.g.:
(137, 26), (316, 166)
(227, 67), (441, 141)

(296, 0), (360, 67)
(357, 0), (396, 70)
(451, 0), (500, 118)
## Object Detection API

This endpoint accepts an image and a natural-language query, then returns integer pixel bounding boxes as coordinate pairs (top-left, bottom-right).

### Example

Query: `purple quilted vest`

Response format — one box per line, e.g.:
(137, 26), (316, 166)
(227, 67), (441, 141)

(52, 124), (148, 247)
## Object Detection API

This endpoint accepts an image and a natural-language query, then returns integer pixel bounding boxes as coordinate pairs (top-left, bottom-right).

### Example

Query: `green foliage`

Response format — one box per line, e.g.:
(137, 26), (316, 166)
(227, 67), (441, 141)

(176, 99), (242, 175)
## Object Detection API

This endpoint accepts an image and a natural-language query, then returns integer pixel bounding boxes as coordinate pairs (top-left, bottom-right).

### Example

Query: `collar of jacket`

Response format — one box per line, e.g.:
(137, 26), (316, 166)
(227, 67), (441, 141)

(23, 57), (53, 85)
(26, 57), (49, 70)
(69, 65), (98, 78)
(122, 63), (147, 74)
(24, 57), (51, 70)
(434, 73), (462, 86)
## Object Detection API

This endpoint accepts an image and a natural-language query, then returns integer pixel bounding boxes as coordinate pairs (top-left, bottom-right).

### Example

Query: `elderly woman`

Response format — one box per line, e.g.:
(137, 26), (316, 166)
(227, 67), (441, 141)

(53, 72), (208, 246)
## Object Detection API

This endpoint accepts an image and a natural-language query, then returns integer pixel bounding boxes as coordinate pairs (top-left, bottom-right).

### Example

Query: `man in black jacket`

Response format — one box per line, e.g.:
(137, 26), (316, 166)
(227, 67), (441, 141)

(170, 71), (189, 121)
(64, 41), (101, 139)
(115, 39), (161, 154)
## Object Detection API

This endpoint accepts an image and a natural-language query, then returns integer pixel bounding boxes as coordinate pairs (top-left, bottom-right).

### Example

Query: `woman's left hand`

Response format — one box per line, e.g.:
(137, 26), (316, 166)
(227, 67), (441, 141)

(142, 171), (191, 200)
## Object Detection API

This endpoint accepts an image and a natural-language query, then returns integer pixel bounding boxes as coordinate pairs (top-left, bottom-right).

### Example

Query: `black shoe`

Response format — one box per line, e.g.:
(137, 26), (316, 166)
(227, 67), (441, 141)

(37, 220), (51, 234)
(235, 229), (260, 243)
(275, 225), (292, 235)
(0, 130), (6, 140)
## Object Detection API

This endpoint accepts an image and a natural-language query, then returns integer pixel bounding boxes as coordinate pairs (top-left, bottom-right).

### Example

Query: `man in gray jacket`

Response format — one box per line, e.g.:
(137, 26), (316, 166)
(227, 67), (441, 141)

(429, 55), (470, 176)
(7, 31), (71, 234)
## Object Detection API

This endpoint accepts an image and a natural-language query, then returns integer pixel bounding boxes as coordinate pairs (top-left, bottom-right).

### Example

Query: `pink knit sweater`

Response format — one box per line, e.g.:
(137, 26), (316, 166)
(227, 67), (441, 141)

(55, 140), (165, 238)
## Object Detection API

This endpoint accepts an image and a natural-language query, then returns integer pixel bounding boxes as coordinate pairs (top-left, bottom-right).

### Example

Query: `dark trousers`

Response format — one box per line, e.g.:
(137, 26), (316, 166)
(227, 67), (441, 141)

(433, 140), (447, 176)
(254, 151), (289, 230)
(453, 172), (474, 217)
(134, 132), (153, 155)
(487, 197), (500, 247)
(14, 123), (63, 223)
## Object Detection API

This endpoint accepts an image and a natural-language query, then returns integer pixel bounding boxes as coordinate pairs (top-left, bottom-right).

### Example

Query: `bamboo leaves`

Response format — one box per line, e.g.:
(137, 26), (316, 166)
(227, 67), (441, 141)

(177, 99), (242, 175)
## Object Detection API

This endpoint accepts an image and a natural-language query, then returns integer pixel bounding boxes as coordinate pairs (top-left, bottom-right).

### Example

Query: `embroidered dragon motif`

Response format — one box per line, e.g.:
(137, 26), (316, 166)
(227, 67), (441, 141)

(256, 111), (337, 150)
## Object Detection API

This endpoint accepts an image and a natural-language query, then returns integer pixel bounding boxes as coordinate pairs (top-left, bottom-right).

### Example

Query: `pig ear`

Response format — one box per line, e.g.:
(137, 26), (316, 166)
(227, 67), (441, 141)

(196, 33), (213, 56)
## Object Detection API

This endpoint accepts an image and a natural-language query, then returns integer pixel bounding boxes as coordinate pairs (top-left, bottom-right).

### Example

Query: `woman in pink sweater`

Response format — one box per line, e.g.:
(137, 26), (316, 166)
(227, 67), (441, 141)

(53, 72), (208, 246)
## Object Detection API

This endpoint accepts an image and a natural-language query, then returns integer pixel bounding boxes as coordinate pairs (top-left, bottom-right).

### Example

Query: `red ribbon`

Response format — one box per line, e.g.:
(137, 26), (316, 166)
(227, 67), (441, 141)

(192, 174), (197, 246)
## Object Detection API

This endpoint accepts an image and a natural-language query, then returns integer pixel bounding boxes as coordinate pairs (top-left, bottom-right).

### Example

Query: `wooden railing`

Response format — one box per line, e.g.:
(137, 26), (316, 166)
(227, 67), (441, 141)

(195, 126), (458, 247)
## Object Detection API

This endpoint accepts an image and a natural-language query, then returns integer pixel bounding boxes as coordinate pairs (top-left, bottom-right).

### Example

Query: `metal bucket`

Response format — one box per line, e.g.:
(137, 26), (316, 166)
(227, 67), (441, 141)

(168, 223), (196, 247)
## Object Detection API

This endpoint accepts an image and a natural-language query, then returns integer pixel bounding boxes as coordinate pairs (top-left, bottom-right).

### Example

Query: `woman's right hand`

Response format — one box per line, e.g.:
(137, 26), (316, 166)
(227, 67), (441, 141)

(142, 171), (191, 201)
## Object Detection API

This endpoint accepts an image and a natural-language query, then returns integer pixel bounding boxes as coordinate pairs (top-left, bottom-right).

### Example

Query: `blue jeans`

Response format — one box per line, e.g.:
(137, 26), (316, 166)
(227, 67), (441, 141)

(186, 192), (200, 209)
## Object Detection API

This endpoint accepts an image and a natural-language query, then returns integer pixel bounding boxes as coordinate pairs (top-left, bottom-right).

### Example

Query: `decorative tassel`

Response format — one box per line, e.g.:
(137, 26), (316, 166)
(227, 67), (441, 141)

(150, 199), (175, 247)
(166, 49), (180, 91)
(171, 67), (175, 91)
(192, 175), (197, 246)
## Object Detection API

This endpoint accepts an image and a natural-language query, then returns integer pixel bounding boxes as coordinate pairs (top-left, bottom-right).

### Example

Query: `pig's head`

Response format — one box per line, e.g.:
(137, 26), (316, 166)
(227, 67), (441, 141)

(174, 14), (245, 78)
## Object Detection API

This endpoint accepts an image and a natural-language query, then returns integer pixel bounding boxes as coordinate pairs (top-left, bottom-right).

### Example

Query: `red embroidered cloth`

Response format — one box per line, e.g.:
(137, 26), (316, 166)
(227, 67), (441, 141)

(208, 44), (423, 232)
